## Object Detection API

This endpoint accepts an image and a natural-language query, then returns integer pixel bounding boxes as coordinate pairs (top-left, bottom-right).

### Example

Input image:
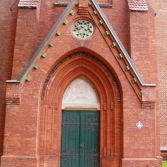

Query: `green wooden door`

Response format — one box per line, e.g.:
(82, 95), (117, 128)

(61, 111), (99, 167)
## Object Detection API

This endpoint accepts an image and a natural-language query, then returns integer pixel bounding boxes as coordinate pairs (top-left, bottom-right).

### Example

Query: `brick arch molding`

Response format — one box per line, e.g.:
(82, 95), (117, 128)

(38, 52), (123, 167)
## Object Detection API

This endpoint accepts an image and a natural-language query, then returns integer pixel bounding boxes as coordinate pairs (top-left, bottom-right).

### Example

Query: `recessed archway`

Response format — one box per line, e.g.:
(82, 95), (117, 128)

(61, 77), (100, 167)
(39, 52), (122, 167)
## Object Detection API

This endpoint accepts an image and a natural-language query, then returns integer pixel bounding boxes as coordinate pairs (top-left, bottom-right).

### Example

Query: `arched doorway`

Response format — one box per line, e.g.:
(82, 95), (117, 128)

(61, 77), (100, 167)
(39, 52), (122, 167)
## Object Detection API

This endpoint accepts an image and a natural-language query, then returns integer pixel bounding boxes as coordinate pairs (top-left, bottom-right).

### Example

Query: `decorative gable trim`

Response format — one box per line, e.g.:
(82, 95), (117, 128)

(91, 0), (153, 87)
(127, 0), (148, 12)
(17, 0), (156, 101)
(18, 0), (76, 81)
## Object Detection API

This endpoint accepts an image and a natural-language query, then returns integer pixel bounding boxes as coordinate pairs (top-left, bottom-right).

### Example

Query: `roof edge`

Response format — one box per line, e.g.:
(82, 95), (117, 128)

(128, 0), (148, 12)
(18, 0), (39, 8)
(91, 0), (155, 87)
(18, 0), (77, 81)
(17, 0), (156, 87)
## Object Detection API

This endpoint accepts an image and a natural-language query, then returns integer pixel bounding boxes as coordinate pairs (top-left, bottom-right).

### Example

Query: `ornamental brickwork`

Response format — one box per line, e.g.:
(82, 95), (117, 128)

(0, 0), (165, 166)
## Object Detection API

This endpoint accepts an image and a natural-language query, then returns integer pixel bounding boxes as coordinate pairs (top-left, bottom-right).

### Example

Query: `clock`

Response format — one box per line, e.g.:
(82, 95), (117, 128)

(72, 20), (94, 40)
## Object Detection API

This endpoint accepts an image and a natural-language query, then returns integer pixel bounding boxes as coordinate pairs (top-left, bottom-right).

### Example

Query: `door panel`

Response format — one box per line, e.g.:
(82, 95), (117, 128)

(61, 111), (99, 167)
(61, 111), (80, 167)
(80, 112), (99, 167)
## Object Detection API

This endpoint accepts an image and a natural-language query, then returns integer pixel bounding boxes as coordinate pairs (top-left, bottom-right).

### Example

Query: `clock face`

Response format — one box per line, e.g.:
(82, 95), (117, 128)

(72, 20), (94, 40)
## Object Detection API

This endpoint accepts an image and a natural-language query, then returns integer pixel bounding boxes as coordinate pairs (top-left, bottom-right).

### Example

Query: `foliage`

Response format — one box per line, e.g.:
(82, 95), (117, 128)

(163, 161), (167, 167)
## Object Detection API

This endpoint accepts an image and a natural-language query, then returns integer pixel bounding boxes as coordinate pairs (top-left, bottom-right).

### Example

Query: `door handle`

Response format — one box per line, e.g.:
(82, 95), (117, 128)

(80, 144), (84, 150)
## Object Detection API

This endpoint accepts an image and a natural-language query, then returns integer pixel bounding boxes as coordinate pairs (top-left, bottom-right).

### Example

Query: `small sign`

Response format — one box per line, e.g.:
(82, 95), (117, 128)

(136, 121), (143, 129)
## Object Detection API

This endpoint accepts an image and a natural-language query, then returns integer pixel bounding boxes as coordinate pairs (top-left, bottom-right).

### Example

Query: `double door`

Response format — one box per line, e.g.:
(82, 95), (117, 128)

(61, 111), (100, 167)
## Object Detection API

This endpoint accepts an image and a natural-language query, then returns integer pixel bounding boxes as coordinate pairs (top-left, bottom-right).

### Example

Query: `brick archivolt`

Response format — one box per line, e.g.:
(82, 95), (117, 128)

(38, 52), (122, 166)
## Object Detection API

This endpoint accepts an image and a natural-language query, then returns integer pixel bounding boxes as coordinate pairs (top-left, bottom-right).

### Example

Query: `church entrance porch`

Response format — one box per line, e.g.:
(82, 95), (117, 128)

(38, 53), (122, 167)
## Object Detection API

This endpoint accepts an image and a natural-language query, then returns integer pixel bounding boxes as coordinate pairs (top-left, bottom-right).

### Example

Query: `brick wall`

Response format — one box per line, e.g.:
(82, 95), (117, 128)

(148, 0), (167, 149)
(11, 0), (130, 78)
(0, 0), (163, 166)
(0, 0), (18, 155)
(129, 10), (157, 84)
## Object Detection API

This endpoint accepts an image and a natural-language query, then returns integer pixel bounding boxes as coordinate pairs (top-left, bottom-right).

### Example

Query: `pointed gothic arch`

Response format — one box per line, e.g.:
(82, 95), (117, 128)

(38, 52), (122, 167)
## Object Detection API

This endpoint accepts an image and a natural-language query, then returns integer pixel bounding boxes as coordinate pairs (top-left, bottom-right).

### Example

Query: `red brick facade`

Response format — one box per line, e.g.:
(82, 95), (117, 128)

(0, 0), (165, 166)
(148, 0), (167, 154)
